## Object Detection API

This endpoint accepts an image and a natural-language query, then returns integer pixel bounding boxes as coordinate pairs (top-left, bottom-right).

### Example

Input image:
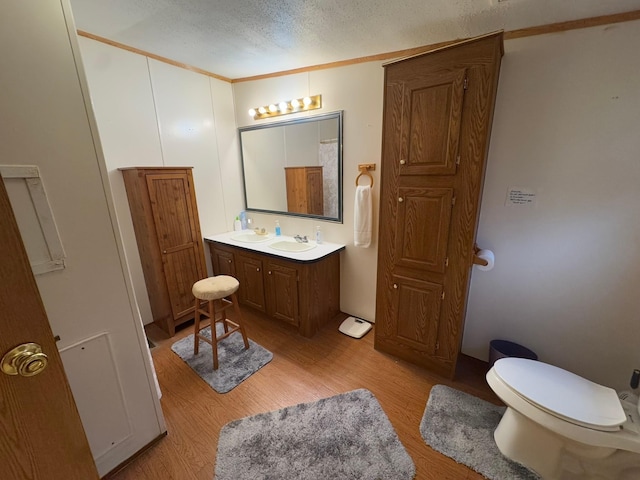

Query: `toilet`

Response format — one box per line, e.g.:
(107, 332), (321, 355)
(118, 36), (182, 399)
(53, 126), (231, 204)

(486, 358), (640, 479)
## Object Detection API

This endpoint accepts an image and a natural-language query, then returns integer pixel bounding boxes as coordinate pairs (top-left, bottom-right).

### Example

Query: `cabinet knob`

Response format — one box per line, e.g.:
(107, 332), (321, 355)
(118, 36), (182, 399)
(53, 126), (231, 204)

(163, 250), (167, 254)
(399, 159), (406, 165)
(393, 283), (398, 289)
(398, 197), (404, 203)
(228, 259), (232, 263)
(256, 267), (260, 272)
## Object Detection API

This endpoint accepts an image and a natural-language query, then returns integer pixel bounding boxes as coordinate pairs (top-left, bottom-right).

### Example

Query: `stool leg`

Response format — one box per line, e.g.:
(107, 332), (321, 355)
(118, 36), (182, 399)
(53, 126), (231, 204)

(221, 299), (229, 333)
(193, 297), (201, 355)
(210, 299), (220, 370)
(231, 292), (250, 350)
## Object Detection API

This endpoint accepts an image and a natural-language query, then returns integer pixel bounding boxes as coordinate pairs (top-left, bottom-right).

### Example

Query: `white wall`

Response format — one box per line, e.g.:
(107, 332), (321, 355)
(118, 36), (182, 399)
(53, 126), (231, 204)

(462, 20), (640, 391)
(79, 38), (241, 325)
(233, 62), (384, 322)
(1, 0), (165, 475)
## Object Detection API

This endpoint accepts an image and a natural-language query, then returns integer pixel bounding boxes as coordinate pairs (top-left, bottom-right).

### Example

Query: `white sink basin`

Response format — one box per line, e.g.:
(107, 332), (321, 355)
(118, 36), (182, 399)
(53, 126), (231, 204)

(231, 232), (271, 243)
(269, 240), (317, 252)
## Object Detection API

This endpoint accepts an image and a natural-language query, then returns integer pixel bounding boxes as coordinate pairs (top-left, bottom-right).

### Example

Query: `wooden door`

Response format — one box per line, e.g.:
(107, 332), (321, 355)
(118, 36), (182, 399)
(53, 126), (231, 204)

(265, 261), (299, 326)
(375, 33), (503, 378)
(146, 173), (206, 320)
(236, 254), (266, 312)
(0, 180), (99, 479)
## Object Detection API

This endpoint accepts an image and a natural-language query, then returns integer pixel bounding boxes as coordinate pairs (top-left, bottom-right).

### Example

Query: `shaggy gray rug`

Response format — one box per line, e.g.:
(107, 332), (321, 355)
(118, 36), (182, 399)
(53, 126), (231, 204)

(214, 389), (415, 480)
(420, 385), (540, 479)
(171, 324), (272, 393)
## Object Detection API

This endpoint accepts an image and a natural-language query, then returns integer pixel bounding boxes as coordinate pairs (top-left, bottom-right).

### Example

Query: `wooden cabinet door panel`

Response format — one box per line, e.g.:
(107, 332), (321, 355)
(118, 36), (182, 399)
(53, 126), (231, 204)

(212, 248), (235, 277)
(237, 255), (266, 312)
(146, 173), (205, 319)
(307, 168), (324, 215)
(391, 275), (442, 355)
(146, 174), (199, 250)
(266, 262), (299, 326)
(163, 246), (202, 318)
(399, 69), (466, 176)
(395, 187), (453, 273)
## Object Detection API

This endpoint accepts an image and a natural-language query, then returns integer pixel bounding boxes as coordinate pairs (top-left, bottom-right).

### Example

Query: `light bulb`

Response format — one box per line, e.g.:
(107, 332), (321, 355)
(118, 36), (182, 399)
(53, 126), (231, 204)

(258, 106), (267, 114)
(290, 98), (300, 108)
(268, 104), (277, 113)
(248, 108), (256, 117)
(279, 102), (288, 112)
(303, 96), (312, 106)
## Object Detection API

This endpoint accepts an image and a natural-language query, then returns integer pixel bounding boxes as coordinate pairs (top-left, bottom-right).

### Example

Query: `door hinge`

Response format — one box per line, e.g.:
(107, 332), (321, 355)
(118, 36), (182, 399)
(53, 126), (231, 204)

(456, 155), (461, 166)
(444, 257), (449, 267)
(441, 291), (445, 300)
(463, 76), (469, 90)
(451, 196), (456, 206)
(435, 341), (440, 351)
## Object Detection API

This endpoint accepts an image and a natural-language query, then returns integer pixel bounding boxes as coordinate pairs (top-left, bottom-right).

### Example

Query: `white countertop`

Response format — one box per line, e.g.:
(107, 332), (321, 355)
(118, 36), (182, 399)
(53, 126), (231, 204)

(204, 231), (345, 262)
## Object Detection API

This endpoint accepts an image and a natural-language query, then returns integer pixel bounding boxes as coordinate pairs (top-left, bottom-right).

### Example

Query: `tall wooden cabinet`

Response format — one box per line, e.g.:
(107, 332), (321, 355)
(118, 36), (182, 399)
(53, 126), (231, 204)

(285, 166), (324, 215)
(375, 33), (504, 378)
(120, 167), (207, 336)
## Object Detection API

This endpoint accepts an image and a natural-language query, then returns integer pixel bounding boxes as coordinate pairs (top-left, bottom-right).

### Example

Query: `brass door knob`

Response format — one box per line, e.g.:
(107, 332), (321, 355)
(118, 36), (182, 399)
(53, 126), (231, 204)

(1, 343), (49, 377)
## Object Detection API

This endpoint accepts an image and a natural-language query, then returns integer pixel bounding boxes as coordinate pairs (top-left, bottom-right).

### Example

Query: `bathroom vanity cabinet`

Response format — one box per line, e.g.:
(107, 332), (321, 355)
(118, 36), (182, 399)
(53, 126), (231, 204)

(375, 32), (503, 378)
(120, 167), (207, 336)
(206, 239), (341, 337)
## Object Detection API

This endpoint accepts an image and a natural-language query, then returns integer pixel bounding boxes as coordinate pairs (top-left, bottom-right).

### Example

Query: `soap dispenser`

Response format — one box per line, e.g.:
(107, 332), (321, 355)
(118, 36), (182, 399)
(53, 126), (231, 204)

(315, 225), (323, 244)
(234, 216), (242, 231)
(275, 220), (281, 236)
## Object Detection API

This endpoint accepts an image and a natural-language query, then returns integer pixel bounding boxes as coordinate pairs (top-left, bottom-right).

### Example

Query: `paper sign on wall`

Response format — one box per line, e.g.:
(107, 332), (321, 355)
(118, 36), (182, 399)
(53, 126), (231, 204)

(506, 187), (537, 206)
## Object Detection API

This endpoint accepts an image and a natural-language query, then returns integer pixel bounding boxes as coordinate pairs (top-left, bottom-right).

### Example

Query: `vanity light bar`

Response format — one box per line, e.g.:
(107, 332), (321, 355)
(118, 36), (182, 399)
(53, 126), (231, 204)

(248, 94), (322, 120)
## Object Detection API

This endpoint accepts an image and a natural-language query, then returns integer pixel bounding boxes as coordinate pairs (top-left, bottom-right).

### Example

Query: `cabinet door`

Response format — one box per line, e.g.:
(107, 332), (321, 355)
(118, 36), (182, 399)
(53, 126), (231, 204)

(236, 254), (266, 312)
(306, 168), (324, 216)
(265, 261), (299, 326)
(146, 173), (205, 320)
(211, 247), (235, 277)
(375, 33), (503, 378)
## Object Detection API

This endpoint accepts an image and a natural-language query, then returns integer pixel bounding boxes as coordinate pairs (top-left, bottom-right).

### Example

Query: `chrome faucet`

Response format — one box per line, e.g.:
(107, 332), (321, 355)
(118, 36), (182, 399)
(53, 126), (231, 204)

(294, 235), (308, 243)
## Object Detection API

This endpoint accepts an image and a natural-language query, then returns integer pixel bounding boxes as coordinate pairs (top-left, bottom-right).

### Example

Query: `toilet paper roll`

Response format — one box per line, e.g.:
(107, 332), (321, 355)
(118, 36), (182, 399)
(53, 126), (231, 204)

(476, 249), (495, 271)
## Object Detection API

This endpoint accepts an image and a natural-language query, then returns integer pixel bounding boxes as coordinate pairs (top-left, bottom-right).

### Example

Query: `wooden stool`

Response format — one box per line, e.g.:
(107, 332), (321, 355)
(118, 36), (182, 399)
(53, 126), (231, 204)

(192, 276), (249, 370)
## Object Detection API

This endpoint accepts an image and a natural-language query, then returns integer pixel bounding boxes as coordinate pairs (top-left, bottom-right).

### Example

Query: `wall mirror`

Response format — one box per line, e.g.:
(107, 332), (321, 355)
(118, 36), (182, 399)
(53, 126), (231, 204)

(239, 111), (343, 223)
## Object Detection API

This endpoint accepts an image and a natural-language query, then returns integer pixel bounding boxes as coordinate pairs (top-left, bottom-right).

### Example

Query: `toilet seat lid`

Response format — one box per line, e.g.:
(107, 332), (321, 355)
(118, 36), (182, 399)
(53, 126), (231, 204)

(493, 358), (626, 430)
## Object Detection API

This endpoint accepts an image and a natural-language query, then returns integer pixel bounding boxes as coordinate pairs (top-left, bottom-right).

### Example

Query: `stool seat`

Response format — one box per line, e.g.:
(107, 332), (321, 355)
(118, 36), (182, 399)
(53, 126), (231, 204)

(192, 275), (249, 370)
(192, 276), (239, 300)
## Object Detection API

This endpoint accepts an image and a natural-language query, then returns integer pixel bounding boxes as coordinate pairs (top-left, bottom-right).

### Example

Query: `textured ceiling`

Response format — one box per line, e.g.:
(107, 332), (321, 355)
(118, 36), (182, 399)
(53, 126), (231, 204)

(69, 0), (640, 79)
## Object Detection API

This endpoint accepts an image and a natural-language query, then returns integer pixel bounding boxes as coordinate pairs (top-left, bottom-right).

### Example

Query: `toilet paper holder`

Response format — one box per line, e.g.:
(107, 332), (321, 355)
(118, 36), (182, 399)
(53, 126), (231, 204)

(472, 244), (488, 266)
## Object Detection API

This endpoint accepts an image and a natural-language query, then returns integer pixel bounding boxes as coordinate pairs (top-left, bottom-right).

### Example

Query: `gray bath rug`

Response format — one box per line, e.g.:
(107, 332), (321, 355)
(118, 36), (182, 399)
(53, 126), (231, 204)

(171, 324), (272, 394)
(420, 385), (539, 480)
(214, 389), (415, 480)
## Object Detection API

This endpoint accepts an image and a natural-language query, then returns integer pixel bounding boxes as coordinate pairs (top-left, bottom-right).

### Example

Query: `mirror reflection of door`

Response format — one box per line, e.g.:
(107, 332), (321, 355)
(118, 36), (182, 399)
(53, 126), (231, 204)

(239, 111), (343, 222)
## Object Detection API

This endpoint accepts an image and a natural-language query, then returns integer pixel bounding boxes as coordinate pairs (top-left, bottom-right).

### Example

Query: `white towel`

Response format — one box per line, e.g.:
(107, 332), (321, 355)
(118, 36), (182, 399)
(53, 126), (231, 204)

(354, 185), (372, 248)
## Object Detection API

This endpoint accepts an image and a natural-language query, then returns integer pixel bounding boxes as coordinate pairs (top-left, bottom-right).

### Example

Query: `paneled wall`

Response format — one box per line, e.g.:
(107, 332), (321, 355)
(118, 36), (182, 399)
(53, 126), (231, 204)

(79, 37), (241, 325)
(462, 21), (640, 391)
